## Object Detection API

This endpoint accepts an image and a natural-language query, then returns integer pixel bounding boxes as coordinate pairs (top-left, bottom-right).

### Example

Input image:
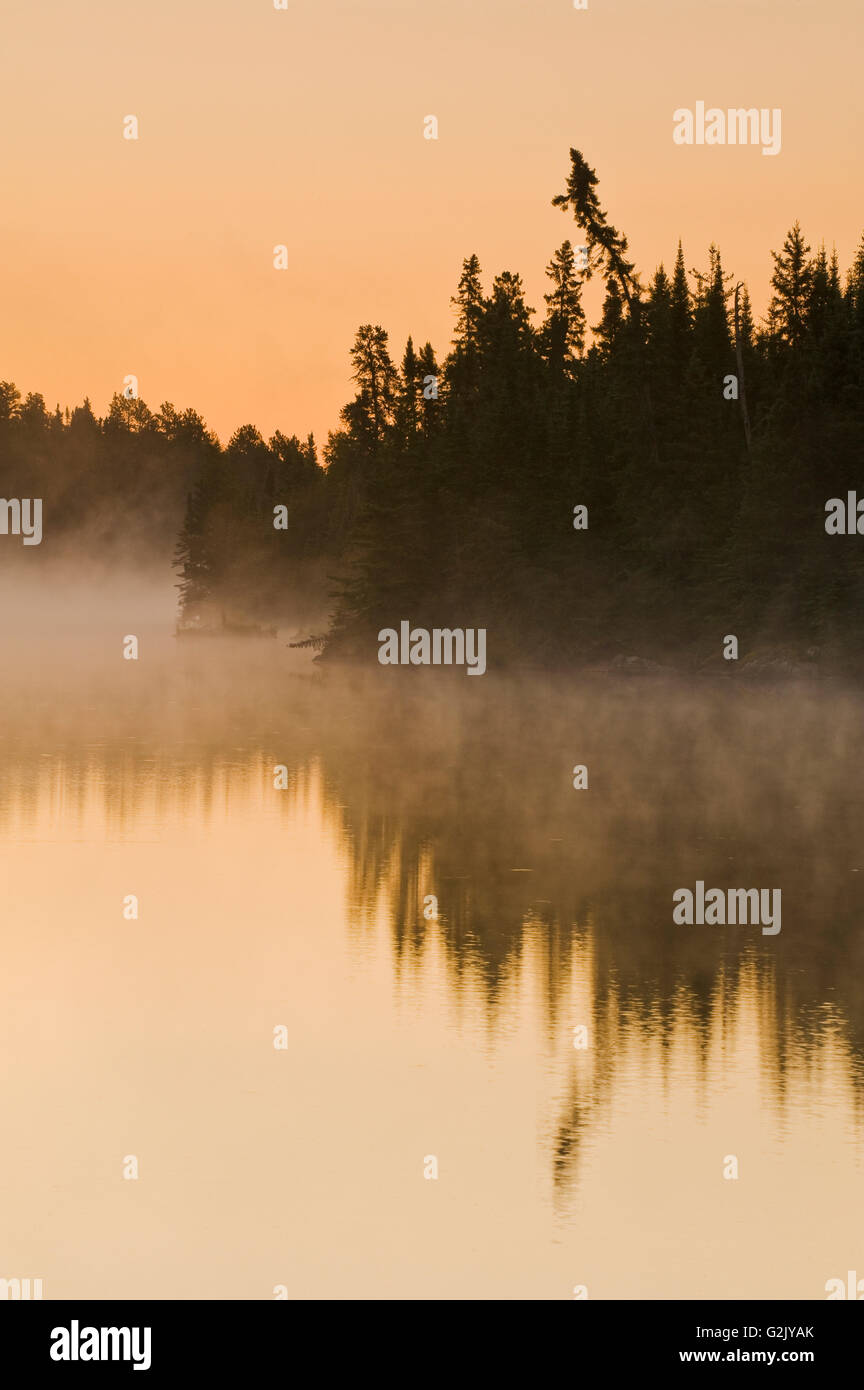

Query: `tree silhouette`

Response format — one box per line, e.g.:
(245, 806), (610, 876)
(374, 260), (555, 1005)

(542, 241), (586, 375)
(769, 222), (814, 349)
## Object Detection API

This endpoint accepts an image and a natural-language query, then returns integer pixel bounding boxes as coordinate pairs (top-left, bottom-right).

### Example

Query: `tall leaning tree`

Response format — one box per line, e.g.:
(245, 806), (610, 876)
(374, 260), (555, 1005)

(553, 150), (658, 461)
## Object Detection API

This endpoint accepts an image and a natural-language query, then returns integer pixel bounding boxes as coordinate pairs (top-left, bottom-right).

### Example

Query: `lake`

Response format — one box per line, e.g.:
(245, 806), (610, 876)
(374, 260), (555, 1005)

(1, 576), (862, 1299)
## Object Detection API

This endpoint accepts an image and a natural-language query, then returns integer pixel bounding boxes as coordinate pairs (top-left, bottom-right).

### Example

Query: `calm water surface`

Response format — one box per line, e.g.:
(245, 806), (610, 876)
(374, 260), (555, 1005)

(1, 588), (862, 1298)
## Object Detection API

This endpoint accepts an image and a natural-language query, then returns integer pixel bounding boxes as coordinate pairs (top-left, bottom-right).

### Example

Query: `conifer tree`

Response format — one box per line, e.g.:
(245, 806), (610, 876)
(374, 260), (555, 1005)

(451, 254), (484, 353)
(341, 324), (398, 450)
(552, 150), (640, 306)
(668, 242), (693, 371)
(416, 342), (440, 437)
(395, 337), (421, 442)
(769, 222), (813, 348)
(542, 241), (585, 375)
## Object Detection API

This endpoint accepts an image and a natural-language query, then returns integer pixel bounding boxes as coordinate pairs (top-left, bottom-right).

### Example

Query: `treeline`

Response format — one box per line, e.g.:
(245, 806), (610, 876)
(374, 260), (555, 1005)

(4, 149), (864, 669)
(0, 390), (211, 563)
(0, 383), (328, 616)
(312, 152), (864, 670)
(184, 147), (862, 670)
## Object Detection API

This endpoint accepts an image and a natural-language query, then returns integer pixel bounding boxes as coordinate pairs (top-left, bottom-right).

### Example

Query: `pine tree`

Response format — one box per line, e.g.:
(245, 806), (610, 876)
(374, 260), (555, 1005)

(592, 278), (625, 355)
(341, 325), (398, 451)
(689, 245), (733, 384)
(847, 233), (864, 335)
(552, 150), (640, 306)
(395, 337), (421, 442)
(669, 241), (693, 364)
(174, 471), (219, 620)
(769, 222), (813, 348)
(541, 241), (585, 375)
(451, 254), (484, 353)
(416, 342), (440, 437)
(0, 381), (22, 425)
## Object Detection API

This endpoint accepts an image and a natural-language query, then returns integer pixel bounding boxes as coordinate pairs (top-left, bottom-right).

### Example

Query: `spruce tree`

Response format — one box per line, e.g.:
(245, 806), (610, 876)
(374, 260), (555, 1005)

(541, 241), (586, 376)
(769, 222), (813, 349)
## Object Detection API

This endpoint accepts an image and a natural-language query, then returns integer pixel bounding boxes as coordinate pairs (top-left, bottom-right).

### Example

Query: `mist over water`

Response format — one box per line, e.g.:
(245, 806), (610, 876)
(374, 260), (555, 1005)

(2, 572), (863, 1298)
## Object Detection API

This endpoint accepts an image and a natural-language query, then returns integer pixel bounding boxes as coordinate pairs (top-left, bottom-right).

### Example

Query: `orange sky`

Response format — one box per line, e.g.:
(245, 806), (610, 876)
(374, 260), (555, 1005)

(1, 0), (861, 447)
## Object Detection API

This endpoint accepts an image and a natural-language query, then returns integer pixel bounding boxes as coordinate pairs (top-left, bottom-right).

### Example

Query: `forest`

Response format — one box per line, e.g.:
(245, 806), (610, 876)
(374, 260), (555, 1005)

(2, 150), (864, 674)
